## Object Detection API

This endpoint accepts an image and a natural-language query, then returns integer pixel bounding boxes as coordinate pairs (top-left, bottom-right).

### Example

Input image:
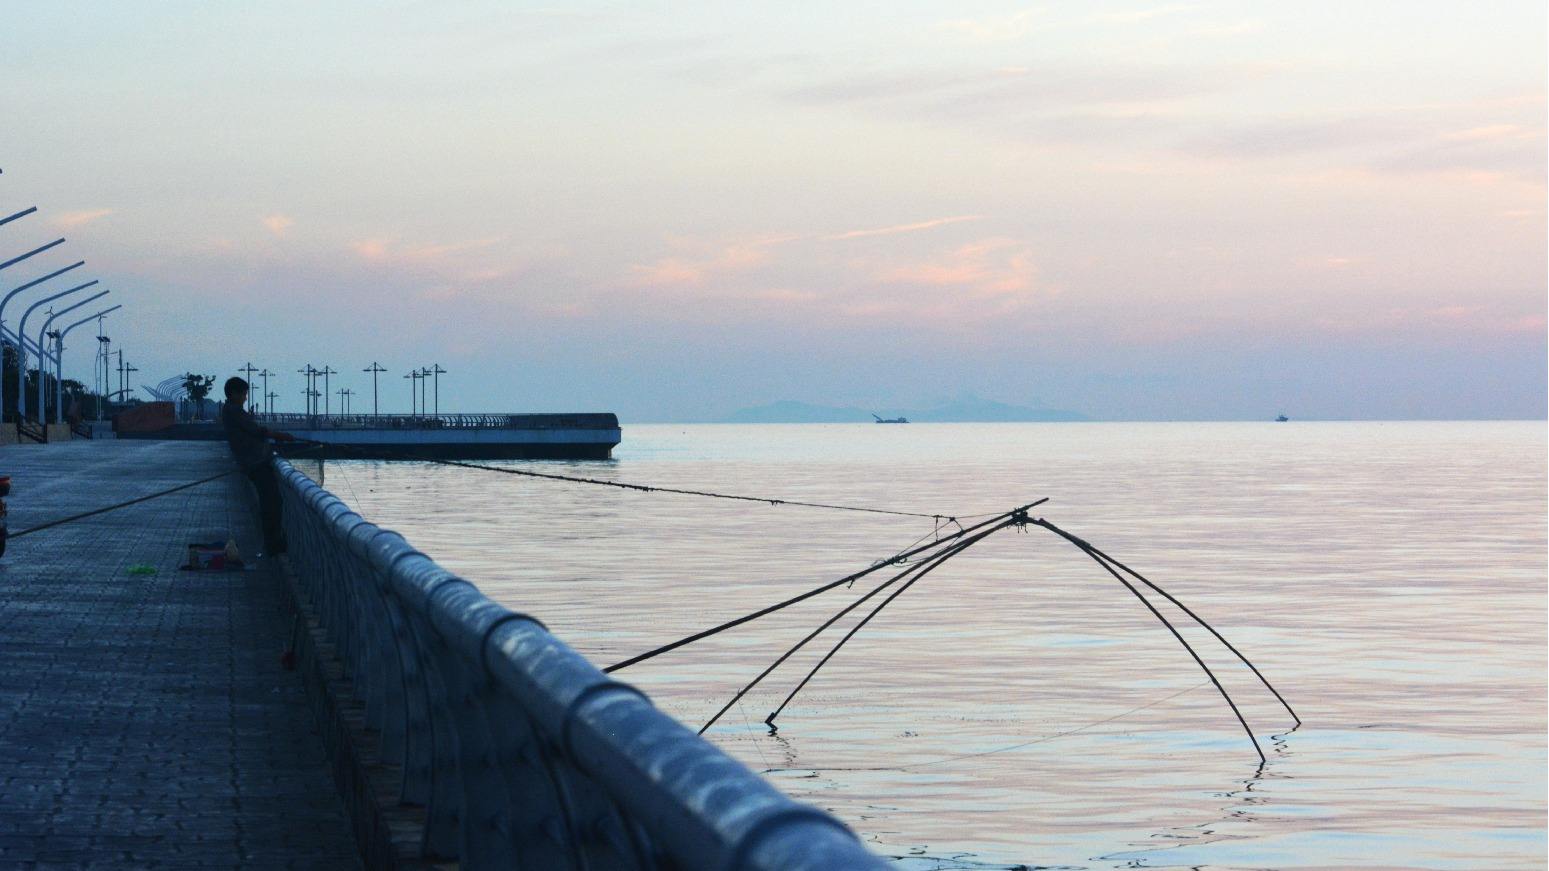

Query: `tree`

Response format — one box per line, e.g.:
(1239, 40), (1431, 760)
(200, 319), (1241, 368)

(182, 373), (215, 421)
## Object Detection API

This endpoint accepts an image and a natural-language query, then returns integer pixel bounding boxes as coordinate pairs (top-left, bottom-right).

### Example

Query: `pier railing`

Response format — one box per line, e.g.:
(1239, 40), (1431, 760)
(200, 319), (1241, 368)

(258, 412), (619, 431)
(274, 457), (886, 870)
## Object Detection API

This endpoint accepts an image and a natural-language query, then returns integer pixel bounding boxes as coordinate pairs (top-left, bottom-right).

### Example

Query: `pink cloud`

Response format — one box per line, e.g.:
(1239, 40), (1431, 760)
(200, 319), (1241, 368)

(628, 236), (795, 287)
(261, 214), (295, 236)
(825, 215), (982, 240)
(52, 208), (114, 228)
(351, 236), (501, 265)
(881, 238), (1038, 297)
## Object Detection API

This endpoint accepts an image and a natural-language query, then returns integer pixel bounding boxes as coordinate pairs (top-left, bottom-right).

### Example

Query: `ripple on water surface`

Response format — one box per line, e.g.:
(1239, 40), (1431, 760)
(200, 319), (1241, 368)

(323, 421), (1547, 870)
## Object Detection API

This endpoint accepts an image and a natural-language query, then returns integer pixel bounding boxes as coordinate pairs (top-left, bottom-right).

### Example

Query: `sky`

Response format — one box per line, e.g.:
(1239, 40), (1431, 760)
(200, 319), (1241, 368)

(1, 1), (1544, 421)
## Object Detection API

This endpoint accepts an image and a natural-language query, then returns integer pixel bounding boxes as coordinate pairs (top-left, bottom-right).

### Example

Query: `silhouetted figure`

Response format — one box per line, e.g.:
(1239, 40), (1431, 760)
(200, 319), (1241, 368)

(221, 377), (295, 555)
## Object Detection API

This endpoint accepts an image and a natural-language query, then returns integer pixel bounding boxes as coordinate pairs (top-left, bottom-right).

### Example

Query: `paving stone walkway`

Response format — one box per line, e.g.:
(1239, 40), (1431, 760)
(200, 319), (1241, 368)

(0, 440), (361, 870)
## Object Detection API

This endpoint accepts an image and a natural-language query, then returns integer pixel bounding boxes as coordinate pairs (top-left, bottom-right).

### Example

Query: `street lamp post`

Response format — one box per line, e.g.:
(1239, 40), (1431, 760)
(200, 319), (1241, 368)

(2, 265), (85, 404)
(1, 261), (83, 341)
(258, 369), (273, 416)
(430, 363), (445, 416)
(418, 367), (430, 419)
(0, 238), (65, 273)
(53, 304), (121, 425)
(121, 363), (137, 405)
(16, 279), (98, 420)
(240, 362), (259, 412)
(297, 365), (317, 417)
(265, 390), (278, 414)
(36, 288), (109, 421)
(95, 332), (109, 421)
(363, 362), (386, 417)
(404, 371), (419, 416)
(0, 206), (39, 230)
(319, 365), (336, 417)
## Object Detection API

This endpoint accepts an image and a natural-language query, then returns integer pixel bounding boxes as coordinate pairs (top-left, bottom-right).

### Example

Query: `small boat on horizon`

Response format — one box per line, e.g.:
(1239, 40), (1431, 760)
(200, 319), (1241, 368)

(872, 413), (909, 424)
(1276, 414), (1290, 422)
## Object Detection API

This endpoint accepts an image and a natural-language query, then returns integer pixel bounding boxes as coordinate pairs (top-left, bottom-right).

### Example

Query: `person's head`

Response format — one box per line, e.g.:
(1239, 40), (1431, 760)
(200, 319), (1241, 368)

(224, 376), (249, 403)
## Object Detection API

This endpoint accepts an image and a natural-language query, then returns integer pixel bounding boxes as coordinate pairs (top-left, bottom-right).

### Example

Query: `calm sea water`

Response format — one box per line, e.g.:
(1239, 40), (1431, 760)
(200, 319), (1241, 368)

(322, 422), (1546, 870)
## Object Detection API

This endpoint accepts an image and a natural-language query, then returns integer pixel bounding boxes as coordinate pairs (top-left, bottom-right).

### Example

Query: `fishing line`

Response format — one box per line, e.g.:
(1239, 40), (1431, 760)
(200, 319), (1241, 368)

(1064, 533), (1300, 726)
(1033, 519), (1267, 765)
(701, 522), (1012, 735)
(289, 439), (972, 520)
(7, 469), (238, 540)
(762, 519), (1017, 730)
(282, 441), (1290, 764)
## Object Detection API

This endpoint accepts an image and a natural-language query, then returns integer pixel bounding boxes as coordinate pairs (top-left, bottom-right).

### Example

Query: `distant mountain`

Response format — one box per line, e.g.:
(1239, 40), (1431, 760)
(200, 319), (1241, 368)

(908, 396), (1087, 422)
(721, 395), (1087, 423)
(722, 400), (872, 423)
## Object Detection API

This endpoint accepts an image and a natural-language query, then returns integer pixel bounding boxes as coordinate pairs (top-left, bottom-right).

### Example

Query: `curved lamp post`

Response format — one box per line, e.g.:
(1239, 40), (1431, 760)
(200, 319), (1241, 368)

(55, 304), (121, 424)
(17, 279), (98, 420)
(0, 206), (39, 229)
(37, 288), (109, 422)
(1, 260), (83, 346)
(0, 238), (65, 272)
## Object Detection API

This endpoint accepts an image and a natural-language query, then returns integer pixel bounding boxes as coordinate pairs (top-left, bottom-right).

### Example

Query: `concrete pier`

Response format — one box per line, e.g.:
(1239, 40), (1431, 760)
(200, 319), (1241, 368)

(0, 442), (360, 868)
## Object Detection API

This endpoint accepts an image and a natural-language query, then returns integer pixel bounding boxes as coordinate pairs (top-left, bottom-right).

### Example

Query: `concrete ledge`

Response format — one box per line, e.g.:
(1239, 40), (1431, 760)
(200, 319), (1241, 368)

(280, 557), (434, 871)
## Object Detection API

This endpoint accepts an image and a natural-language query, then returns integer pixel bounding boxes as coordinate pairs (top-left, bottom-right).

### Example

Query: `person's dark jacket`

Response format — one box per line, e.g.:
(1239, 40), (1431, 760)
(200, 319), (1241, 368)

(221, 402), (275, 470)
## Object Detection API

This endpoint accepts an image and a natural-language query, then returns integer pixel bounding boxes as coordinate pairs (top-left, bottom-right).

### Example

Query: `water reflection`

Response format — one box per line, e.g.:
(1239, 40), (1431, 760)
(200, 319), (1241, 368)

(330, 422), (1547, 870)
(1103, 725), (1300, 869)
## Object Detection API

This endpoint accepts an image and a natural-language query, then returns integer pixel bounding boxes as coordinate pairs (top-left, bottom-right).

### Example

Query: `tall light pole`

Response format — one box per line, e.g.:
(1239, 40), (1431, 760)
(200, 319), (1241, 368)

(0, 206), (40, 230)
(319, 365), (336, 417)
(297, 364), (317, 416)
(0, 237), (65, 273)
(121, 363), (138, 404)
(338, 387), (353, 416)
(363, 361), (386, 417)
(258, 368), (273, 416)
(265, 390), (278, 414)
(430, 363), (445, 416)
(96, 331), (110, 420)
(37, 288), (109, 421)
(404, 371), (418, 416)
(1, 261), (83, 349)
(16, 279), (98, 420)
(240, 362), (259, 412)
(418, 366), (430, 418)
(54, 304), (120, 424)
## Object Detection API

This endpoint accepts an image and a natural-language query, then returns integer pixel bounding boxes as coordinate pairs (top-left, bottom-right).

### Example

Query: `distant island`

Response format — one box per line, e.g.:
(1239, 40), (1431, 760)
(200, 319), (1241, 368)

(721, 395), (1087, 423)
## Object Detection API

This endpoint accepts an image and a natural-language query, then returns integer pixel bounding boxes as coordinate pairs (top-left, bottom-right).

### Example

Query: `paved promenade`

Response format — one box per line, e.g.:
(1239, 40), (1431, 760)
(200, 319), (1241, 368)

(0, 441), (360, 869)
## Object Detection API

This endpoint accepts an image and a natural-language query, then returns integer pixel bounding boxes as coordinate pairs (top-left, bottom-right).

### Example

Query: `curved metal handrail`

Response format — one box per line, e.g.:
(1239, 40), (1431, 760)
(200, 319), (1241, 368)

(273, 457), (885, 870)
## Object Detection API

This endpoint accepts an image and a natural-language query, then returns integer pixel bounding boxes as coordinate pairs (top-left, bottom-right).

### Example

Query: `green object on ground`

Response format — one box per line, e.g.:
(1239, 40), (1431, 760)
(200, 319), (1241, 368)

(127, 564), (158, 576)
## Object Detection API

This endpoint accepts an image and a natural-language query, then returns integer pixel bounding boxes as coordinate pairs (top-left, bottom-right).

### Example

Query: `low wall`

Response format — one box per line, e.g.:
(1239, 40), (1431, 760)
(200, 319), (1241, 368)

(274, 457), (887, 870)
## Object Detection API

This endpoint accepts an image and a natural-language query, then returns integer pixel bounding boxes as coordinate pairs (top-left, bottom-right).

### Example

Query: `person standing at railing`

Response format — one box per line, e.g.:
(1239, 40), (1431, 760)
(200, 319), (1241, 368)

(221, 377), (296, 556)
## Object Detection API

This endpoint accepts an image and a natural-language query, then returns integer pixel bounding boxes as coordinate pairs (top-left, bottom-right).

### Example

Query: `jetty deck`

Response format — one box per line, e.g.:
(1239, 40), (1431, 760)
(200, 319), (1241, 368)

(0, 441), (360, 868)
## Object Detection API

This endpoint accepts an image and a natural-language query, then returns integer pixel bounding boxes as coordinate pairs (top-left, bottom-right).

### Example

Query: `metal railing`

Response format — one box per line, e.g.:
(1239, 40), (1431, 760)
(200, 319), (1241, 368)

(274, 457), (886, 870)
(258, 412), (620, 431)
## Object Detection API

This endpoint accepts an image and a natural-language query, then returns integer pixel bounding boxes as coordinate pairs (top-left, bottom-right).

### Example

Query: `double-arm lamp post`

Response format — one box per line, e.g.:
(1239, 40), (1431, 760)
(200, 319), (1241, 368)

(36, 288), (110, 421)
(52, 304), (121, 423)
